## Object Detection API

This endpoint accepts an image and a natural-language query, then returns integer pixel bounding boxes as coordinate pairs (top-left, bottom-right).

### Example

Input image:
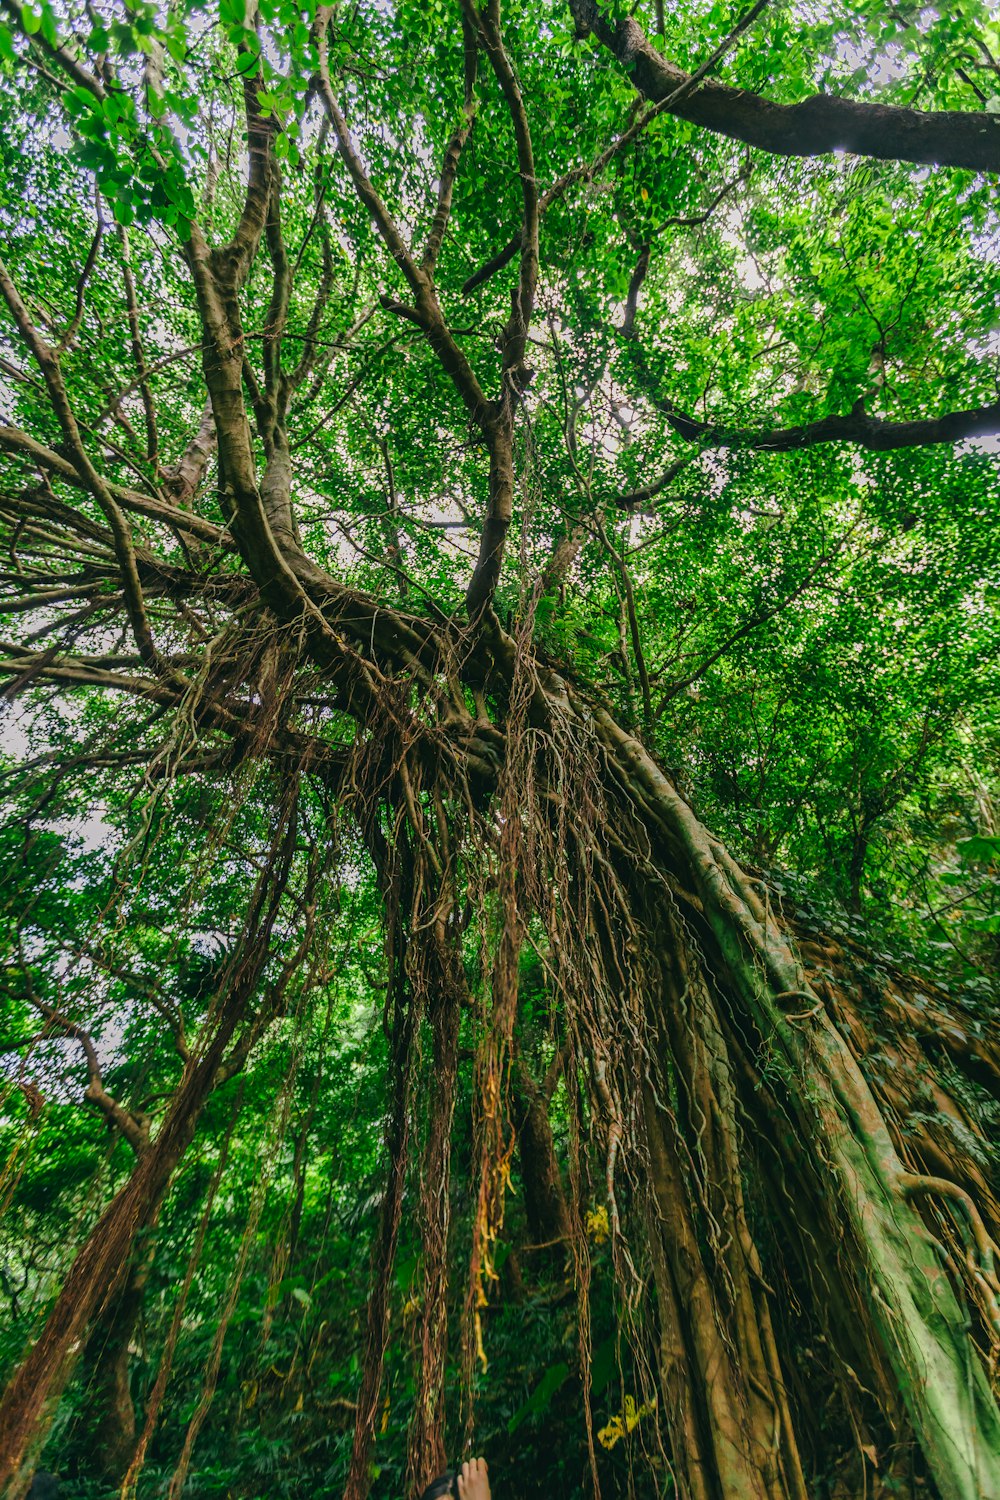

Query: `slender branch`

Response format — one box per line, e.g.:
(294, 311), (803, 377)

(261, 176), (293, 424)
(28, 994), (150, 1153)
(118, 226), (160, 464)
(655, 526), (859, 711)
(463, 0), (538, 373)
(313, 10), (491, 429)
(461, 0), (540, 617)
(290, 123), (338, 392)
(0, 255), (184, 683)
(462, 29), (755, 297)
(56, 195), (104, 354)
(421, 10), (479, 272)
(70, 938), (189, 1061)
(314, 10), (424, 297)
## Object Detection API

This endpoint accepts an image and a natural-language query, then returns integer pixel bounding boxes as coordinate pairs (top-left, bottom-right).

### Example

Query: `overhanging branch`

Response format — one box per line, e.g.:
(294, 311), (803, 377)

(663, 395), (1000, 453)
(570, 0), (1000, 173)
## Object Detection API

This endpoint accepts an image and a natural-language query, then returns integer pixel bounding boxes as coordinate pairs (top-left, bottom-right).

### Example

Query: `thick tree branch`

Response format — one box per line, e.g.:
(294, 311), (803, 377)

(569, 0), (1000, 173)
(617, 455), (691, 510)
(664, 394), (1000, 453)
(0, 426), (228, 543)
(163, 400), (217, 507)
(230, 72), (278, 272)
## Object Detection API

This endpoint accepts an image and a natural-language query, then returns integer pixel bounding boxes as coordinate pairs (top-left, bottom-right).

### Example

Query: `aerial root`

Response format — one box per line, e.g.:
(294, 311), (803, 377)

(899, 1172), (1000, 1338)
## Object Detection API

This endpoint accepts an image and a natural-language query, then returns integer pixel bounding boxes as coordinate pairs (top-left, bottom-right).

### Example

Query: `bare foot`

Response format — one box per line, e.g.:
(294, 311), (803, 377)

(456, 1457), (491, 1500)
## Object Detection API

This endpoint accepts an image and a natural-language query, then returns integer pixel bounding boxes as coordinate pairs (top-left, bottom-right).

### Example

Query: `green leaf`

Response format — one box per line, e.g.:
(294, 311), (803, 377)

(508, 1363), (571, 1433)
(590, 1336), (618, 1397)
(39, 2), (57, 46)
(957, 835), (1000, 864)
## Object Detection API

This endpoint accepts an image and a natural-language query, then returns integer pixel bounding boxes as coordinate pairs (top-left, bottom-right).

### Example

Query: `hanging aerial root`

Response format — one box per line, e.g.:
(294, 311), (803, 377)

(899, 1174), (1000, 1339)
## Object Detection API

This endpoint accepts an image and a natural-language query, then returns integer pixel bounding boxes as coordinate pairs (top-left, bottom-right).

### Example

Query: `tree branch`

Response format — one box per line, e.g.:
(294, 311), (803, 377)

(663, 394), (1000, 453)
(28, 994), (150, 1154)
(421, 10), (479, 272)
(314, 10), (491, 430)
(0, 255), (185, 683)
(569, 0), (1000, 173)
(0, 425), (228, 543)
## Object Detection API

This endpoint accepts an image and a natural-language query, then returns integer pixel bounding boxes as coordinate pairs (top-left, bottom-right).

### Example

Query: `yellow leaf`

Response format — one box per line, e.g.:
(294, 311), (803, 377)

(598, 1394), (656, 1448)
(585, 1206), (610, 1244)
(598, 1417), (625, 1450)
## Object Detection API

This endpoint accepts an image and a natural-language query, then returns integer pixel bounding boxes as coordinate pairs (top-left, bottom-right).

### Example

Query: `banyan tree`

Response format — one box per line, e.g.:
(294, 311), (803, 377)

(0, 0), (999, 1496)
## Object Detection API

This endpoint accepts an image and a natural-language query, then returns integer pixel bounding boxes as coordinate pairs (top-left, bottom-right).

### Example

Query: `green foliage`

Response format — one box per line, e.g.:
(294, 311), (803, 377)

(1, 0), (999, 1492)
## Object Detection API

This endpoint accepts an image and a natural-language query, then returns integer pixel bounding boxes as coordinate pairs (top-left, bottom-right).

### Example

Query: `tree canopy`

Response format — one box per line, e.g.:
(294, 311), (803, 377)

(1, 0), (999, 1497)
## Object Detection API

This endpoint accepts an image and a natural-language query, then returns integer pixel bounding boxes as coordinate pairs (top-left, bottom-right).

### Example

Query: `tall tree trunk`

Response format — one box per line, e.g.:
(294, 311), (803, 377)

(0, 801), (299, 1495)
(511, 1055), (571, 1252)
(407, 975), (462, 1495)
(0, 1049), (223, 1495)
(77, 1217), (157, 1483)
(589, 703), (1000, 1500)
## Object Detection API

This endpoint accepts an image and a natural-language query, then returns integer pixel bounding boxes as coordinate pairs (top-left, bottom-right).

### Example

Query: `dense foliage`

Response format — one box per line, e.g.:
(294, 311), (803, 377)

(1, 0), (999, 1497)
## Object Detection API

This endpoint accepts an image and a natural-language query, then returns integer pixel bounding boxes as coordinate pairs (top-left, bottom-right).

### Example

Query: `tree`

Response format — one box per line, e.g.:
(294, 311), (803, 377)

(0, 0), (999, 1497)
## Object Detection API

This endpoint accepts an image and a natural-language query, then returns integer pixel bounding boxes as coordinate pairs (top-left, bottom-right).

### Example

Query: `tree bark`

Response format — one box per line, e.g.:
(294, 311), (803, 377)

(569, 0), (1000, 173)
(511, 1056), (571, 1252)
(407, 978), (462, 1496)
(78, 1248), (152, 1483)
(590, 705), (1000, 1500)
